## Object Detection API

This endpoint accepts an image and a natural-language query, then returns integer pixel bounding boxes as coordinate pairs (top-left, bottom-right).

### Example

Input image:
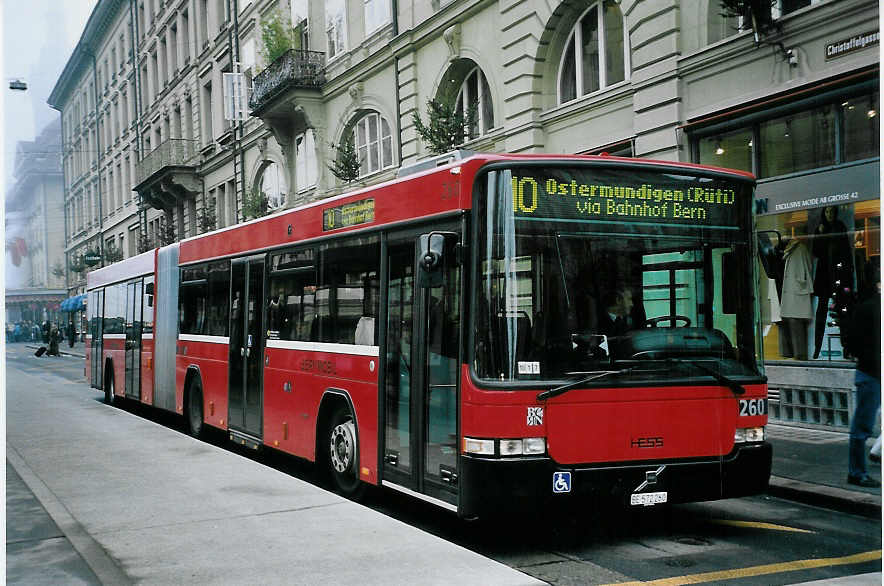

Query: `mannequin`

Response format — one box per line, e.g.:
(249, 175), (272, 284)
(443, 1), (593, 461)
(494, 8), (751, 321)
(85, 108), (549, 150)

(780, 229), (814, 360)
(811, 206), (852, 359)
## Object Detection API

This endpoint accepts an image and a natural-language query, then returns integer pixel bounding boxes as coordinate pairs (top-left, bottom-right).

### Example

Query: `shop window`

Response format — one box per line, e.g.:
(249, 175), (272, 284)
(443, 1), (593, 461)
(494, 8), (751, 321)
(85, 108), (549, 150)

(558, 1), (627, 104)
(841, 93), (879, 163)
(756, 200), (880, 363)
(760, 107), (835, 177)
(698, 129), (754, 173)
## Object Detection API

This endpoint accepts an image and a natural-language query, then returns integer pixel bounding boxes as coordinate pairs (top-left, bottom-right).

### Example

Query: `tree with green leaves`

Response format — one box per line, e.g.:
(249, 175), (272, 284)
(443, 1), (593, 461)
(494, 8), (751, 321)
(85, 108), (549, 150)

(157, 217), (177, 246)
(260, 12), (295, 65)
(412, 98), (477, 155)
(243, 185), (270, 220)
(198, 198), (218, 233)
(104, 245), (124, 264)
(328, 135), (361, 184)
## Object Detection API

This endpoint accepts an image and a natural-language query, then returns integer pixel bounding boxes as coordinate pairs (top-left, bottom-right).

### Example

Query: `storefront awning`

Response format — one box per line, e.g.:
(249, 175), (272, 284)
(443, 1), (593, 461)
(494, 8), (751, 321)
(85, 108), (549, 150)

(61, 294), (87, 312)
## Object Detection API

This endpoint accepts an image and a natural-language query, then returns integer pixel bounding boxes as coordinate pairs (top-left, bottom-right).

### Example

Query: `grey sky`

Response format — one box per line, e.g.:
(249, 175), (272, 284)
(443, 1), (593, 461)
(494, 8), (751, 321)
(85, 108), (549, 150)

(3, 0), (97, 187)
(3, 0), (97, 288)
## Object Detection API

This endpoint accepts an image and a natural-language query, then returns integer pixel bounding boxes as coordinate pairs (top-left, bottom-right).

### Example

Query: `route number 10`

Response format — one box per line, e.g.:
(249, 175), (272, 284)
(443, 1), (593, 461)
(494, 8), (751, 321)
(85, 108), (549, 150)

(512, 177), (539, 214)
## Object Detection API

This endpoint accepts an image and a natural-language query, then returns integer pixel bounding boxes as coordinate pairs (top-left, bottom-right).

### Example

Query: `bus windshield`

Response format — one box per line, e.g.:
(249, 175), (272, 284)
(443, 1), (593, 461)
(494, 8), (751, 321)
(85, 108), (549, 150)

(473, 164), (762, 384)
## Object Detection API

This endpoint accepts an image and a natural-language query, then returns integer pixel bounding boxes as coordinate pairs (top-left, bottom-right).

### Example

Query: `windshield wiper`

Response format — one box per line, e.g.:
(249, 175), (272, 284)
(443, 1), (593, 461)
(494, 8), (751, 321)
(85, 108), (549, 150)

(537, 367), (637, 401)
(664, 358), (746, 396)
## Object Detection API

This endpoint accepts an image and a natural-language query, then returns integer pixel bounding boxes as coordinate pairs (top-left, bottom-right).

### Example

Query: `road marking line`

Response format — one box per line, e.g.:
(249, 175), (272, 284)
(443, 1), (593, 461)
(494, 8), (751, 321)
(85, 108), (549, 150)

(603, 550), (881, 585)
(710, 520), (814, 533)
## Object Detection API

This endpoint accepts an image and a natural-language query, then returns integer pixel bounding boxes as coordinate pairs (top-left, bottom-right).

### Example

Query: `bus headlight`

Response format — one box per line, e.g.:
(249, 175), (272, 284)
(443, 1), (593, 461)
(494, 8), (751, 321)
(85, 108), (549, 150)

(463, 437), (547, 456)
(463, 437), (495, 455)
(734, 426), (765, 443)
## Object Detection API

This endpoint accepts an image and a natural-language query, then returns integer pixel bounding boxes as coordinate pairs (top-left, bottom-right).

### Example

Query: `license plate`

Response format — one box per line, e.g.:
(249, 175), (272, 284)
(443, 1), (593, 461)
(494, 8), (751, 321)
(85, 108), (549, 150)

(630, 491), (668, 506)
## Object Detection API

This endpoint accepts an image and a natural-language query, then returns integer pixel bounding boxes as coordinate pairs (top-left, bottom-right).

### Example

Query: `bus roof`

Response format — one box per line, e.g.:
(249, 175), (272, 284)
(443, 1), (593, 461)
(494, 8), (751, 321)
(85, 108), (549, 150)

(86, 248), (156, 290)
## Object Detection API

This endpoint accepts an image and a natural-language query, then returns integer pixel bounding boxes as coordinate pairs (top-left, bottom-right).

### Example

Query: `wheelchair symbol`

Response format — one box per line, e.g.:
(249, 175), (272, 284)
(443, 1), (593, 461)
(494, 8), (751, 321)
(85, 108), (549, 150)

(553, 471), (571, 493)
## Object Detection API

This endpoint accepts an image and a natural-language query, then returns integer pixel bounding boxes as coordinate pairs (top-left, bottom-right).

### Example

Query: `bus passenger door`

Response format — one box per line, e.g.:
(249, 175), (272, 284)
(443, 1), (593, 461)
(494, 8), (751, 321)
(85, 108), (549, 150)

(228, 256), (265, 442)
(382, 227), (461, 505)
(90, 290), (104, 389)
(124, 279), (142, 399)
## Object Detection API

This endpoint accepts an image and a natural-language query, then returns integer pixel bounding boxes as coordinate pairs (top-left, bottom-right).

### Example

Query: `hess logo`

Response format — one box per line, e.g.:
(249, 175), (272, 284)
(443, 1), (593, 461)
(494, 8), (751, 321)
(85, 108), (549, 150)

(631, 436), (664, 448)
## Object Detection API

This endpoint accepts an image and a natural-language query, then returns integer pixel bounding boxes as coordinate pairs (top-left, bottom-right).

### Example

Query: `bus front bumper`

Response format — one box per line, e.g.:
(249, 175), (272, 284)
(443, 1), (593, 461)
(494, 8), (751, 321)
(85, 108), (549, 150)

(458, 442), (772, 518)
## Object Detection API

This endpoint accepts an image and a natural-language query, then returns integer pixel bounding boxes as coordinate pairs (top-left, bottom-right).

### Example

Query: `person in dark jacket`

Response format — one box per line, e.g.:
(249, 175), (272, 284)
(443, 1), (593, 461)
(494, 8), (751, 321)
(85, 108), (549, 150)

(843, 264), (881, 487)
(47, 324), (61, 356)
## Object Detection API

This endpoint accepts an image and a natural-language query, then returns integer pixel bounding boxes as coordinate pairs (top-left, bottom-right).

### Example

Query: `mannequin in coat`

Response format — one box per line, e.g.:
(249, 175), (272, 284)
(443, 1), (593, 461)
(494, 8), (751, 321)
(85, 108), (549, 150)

(780, 232), (814, 360)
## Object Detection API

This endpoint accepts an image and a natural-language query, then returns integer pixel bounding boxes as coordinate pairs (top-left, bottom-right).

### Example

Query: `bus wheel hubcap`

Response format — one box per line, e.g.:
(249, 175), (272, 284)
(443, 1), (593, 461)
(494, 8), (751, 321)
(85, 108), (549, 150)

(330, 420), (356, 474)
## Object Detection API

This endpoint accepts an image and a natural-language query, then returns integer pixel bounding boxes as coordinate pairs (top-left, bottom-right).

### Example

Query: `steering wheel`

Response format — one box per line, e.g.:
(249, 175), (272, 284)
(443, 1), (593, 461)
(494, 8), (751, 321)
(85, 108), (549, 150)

(646, 315), (691, 328)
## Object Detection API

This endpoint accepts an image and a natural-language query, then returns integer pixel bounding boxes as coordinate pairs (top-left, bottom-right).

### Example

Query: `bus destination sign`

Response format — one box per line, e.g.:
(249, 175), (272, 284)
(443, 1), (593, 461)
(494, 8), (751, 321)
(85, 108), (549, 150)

(509, 169), (741, 226)
(322, 198), (375, 231)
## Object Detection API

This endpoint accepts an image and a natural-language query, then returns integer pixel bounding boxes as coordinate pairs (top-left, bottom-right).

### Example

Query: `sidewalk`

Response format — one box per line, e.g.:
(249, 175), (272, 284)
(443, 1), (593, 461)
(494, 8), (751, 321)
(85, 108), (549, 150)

(767, 423), (882, 519)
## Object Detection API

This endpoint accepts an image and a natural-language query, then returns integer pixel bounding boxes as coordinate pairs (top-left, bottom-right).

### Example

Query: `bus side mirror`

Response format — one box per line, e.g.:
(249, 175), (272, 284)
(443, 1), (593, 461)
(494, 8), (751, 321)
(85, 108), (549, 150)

(419, 232), (449, 272)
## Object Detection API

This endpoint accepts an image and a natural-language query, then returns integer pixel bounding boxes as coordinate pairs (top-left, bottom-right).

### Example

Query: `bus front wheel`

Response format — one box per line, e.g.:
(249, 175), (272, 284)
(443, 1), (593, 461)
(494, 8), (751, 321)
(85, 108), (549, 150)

(327, 406), (365, 499)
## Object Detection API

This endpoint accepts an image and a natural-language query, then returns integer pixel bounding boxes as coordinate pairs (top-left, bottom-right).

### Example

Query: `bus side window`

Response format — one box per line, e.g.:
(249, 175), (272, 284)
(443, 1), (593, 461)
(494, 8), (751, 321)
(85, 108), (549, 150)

(317, 235), (380, 346)
(207, 261), (229, 337)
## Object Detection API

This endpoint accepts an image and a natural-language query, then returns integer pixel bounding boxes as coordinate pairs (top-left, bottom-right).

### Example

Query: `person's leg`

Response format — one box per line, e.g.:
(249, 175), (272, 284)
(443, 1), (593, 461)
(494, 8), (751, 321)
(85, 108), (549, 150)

(849, 370), (882, 481)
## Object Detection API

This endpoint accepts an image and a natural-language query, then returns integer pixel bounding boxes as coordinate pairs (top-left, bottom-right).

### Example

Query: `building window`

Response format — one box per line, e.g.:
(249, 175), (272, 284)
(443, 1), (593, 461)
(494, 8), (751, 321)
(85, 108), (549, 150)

(353, 112), (393, 177)
(364, 0), (389, 35)
(760, 107), (835, 177)
(326, 0), (346, 59)
(558, 1), (627, 104)
(259, 161), (287, 211)
(295, 130), (318, 192)
(707, 0), (740, 45)
(695, 91), (878, 179)
(456, 67), (494, 140)
(842, 93), (880, 163)
(698, 129), (754, 174)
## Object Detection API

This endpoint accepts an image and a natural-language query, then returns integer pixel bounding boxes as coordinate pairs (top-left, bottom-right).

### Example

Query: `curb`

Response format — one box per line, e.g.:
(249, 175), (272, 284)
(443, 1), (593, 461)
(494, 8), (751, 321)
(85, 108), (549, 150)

(768, 475), (882, 519)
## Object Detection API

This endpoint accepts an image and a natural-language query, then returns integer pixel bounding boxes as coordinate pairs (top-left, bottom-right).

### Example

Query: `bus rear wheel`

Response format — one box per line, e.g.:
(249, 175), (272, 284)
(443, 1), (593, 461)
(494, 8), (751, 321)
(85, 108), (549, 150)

(327, 406), (365, 499)
(186, 379), (204, 438)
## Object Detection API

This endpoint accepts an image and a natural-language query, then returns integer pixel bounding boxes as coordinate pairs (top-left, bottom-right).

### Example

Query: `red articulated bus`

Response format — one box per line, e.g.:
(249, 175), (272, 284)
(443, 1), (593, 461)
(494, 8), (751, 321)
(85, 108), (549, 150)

(86, 153), (771, 517)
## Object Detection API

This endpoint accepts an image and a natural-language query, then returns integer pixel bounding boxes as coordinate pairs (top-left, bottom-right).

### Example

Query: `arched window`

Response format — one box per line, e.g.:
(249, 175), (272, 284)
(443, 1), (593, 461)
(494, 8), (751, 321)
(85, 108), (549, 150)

(352, 111), (394, 177)
(558, 1), (627, 104)
(455, 67), (494, 140)
(259, 161), (287, 211)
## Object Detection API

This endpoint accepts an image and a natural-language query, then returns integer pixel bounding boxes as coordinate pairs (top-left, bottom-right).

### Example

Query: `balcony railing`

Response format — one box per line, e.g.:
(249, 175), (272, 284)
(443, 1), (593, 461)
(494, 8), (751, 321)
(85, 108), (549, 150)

(136, 138), (197, 185)
(249, 49), (325, 113)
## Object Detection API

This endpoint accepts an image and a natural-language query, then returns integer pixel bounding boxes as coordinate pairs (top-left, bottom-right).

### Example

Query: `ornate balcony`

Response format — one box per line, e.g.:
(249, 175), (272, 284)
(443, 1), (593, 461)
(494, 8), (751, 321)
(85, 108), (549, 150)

(249, 49), (325, 115)
(134, 139), (200, 210)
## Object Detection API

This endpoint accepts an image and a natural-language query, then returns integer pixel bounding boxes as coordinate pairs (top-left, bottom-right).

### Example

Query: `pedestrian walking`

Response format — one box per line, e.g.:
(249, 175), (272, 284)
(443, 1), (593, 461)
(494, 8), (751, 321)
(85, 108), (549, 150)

(47, 324), (60, 357)
(842, 263), (881, 488)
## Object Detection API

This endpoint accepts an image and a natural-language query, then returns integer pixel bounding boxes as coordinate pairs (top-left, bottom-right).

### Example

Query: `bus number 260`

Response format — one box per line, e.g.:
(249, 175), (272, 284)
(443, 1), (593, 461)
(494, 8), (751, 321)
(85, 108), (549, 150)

(738, 399), (767, 417)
